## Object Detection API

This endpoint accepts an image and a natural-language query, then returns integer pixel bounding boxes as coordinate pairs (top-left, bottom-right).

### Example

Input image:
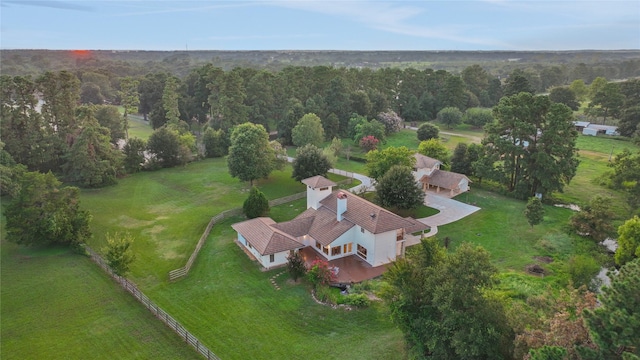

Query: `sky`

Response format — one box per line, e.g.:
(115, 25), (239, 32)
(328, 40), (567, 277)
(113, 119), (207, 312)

(1, 0), (639, 51)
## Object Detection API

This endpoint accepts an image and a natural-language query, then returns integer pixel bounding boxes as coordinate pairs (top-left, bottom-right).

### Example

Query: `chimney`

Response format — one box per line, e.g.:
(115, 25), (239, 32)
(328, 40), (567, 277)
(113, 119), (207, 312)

(337, 192), (347, 221)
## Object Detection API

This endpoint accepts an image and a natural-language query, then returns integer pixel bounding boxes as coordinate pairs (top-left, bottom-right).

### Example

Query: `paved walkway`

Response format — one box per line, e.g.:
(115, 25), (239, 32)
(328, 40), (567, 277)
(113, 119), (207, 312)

(286, 155), (480, 236)
(417, 193), (481, 237)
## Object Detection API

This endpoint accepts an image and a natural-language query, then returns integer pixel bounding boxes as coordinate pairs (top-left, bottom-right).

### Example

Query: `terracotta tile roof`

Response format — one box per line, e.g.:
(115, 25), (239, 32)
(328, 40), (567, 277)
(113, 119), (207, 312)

(231, 217), (304, 256)
(420, 169), (471, 190)
(272, 216), (314, 237)
(414, 153), (442, 169)
(319, 191), (418, 234)
(296, 207), (355, 246)
(404, 217), (431, 234)
(301, 175), (337, 189)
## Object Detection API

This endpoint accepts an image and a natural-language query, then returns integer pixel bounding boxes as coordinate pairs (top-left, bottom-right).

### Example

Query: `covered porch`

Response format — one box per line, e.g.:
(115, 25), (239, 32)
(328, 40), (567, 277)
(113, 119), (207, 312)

(299, 247), (389, 284)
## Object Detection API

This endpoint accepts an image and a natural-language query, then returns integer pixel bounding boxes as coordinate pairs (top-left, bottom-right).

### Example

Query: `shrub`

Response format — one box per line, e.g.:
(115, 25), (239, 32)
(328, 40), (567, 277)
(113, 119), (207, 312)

(359, 135), (379, 152)
(243, 186), (270, 219)
(343, 293), (370, 307)
(417, 122), (439, 141)
(286, 250), (307, 282)
(307, 259), (336, 288)
(567, 255), (600, 289)
(376, 110), (403, 134)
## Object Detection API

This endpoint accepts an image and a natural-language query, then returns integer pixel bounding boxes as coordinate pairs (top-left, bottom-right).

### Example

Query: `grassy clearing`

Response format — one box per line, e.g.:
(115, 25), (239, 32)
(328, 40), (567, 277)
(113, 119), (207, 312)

(0, 240), (201, 360)
(146, 216), (405, 360)
(81, 158), (306, 289)
(127, 114), (154, 140)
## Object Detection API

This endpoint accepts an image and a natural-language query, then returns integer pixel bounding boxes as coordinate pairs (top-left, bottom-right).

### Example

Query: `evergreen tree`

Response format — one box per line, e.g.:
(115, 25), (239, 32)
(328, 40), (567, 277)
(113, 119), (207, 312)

(615, 216), (640, 266)
(202, 127), (227, 158)
(243, 186), (270, 219)
(122, 137), (146, 173)
(525, 197), (545, 228)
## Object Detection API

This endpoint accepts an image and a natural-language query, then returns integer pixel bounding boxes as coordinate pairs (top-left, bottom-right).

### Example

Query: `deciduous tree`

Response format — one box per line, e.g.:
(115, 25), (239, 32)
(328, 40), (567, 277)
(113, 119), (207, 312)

(365, 146), (415, 181)
(418, 139), (449, 165)
(607, 149), (640, 210)
(436, 107), (463, 129)
(102, 232), (136, 276)
(463, 107), (494, 128)
(5, 171), (91, 248)
(376, 110), (403, 134)
(291, 144), (332, 181)
(227, 122), (275, 185)
(202, 127), (227, 158)
(122, 137), (146, 173)
(549, 87), (579, 111)
(416, 122), (439, 141)
(381, 238), (514, 359)
(292, 113), (325, 147)
(375, 165), (423, 210)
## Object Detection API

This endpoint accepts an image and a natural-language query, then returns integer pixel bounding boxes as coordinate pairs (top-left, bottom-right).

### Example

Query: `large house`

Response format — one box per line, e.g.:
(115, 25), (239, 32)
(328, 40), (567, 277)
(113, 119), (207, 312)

(232, 176), (429, 270)
(413, 154), (471, 197)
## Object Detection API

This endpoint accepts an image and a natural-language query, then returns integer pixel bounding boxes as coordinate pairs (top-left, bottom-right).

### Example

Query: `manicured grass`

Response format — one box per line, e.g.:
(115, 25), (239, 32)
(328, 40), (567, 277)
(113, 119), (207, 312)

(146, 216), (405, 360)
(127, 114), (154, 140)
(436, 188), (601, 281)
(0, 241), (201, 360)
(80, 158), (306, 289)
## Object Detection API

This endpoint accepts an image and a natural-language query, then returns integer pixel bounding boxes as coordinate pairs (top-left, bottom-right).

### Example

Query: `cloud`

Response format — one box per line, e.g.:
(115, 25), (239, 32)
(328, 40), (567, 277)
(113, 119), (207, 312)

(114, 1), (257, 17)
(269, 1), (506, 48)
(3, 0), (92, 11)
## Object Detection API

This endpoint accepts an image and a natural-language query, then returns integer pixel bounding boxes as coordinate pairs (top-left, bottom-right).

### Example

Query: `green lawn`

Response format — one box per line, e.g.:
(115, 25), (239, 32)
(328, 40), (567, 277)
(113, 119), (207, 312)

(80, 158), (306, 289)
(127, 115), (154, 140)
(146, 216), (405, 360)
(0, 241), (201, 360)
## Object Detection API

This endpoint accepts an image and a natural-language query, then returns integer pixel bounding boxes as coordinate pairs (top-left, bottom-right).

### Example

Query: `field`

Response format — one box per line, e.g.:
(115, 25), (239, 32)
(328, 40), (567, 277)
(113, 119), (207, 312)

(0, 240), (201, 360)
(2, 122), (636, 359)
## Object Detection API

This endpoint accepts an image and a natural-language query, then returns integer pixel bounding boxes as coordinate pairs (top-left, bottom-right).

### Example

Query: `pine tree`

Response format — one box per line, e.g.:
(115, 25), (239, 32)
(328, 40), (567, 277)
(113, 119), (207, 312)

(525, 197), (545, 228)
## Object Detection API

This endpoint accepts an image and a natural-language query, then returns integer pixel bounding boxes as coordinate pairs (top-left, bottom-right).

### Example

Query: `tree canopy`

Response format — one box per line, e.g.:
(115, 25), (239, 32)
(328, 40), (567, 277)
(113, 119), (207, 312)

(615, 216), (640, 266)
(381, 238), (514, 359)
(5, 171), (91, 248)
(243, 186), (270, 219)
(525, 197), (545, 228)
(291, 113), (325, 147)
(291, 144), (333, 182)
(484, 93), (579, 198)
(227, 122), (276, 185)
(365, 146), (415, 182)
(375, 165), (423, 210)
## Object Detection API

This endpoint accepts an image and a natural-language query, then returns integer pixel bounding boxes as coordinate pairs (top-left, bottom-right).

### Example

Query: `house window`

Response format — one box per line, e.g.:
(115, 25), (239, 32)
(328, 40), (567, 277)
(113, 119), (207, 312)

(316, 242), (322, 250)
(323, 246), (329, 255)
(343, 243), (352, 253)
(331, 246), (341, 256)
(357, 244), (367, 259)
(319, 187), (328, 191)
(269, 254), (275, 263)
(360, 227), (365, 233)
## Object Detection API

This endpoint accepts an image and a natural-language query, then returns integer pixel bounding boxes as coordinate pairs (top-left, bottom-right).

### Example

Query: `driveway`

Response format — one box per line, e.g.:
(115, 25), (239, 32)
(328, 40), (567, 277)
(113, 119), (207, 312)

(417, 193), (480, 237)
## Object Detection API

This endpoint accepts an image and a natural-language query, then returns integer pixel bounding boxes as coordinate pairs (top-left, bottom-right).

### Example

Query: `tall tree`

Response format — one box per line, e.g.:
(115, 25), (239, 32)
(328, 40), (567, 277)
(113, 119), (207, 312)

(118, 76), (140, 139)
(588, 82), (624, 123)
(463, 107), (494, 128)
(291, 144), (332, 182)
(375, 165), (424, 210)
(227, 122), (276, 185)
(366, 146), (415, 181)
(122, 137), (146, 174)
(549, 87), (579, 111)
(37, 70), (81, 142)
(436, 107), (463, 129)
(582, 259), (640, 359)
(146, 126), (181, 168)
(485, 93), (579, 198)
(94, 105), (125, 144)
(325, 76), (351, 136)
(216, 70), (249, 130)
(418, 139), (449, 165)
(381, 238), (514, 359)
(569, 79), (589, 101)
(5, 171), (91, 248)
(450, 143), (470, 175)
(63, 108), (122, 188)
(291, 113), (325, 147)
(202, 127), (227, 158)
(607, 149), (640, 210)
(162, 76), (181, 126)
(504, 74), (535, 97)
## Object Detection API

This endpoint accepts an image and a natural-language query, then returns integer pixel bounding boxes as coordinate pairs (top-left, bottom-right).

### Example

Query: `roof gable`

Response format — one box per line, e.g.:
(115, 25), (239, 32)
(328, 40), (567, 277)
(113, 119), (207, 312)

(301, 175), (337, 189)
(420, 169), (470, 190)
(414, 153), (442, 169)
(231, 217), (304, 256)
(319, 191), (417, 234)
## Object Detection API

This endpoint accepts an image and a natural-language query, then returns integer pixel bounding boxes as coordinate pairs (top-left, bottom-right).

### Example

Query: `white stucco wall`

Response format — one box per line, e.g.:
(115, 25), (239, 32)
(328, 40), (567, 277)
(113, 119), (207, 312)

(459, 178), (469, 193)
(307, 185), (333, 209)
